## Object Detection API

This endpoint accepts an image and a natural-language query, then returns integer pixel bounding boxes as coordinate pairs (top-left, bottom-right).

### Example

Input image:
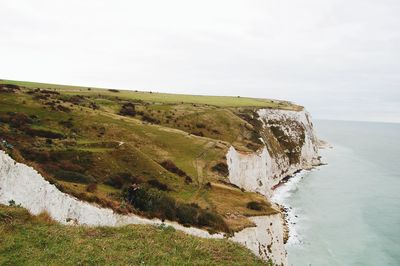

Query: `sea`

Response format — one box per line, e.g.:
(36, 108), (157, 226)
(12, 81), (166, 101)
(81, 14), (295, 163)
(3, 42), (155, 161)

(272, 120), (400, 266)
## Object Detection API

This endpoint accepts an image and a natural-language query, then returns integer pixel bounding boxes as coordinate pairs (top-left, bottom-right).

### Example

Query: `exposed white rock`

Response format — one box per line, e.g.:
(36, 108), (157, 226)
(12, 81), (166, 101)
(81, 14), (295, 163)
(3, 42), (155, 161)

(232, 214), (287, 265)
(258, 108), (320, 170)
(0, 150), (223, 239)
(227, 146), (283, 198)
(0, 108), (317, 266)
(0, 150), (288, 265)
(227, 108), (320, 197)
(226, 108), (321, 266)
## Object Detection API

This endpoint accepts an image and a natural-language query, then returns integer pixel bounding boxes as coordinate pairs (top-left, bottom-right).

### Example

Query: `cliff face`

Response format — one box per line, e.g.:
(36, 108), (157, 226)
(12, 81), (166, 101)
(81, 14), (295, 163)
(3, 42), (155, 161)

(232, 214), (287, 265)
(0, 151), (223, 239)
(227, 108), (320, 265)
(0, 106), (318, 266)
(0, 150), (285, 264)
(227, 108), (320, 197)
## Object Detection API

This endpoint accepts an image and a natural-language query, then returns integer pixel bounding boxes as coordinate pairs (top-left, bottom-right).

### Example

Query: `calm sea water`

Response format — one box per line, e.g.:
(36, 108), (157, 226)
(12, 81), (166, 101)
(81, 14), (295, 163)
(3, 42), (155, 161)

(276, 120), (400, 265)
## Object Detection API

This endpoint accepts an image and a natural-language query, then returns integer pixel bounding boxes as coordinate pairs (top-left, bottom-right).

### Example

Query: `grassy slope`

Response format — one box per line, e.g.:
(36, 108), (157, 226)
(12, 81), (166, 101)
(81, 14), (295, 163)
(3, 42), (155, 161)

(0, 204), (268, 266)
(0, 79), (290, 232)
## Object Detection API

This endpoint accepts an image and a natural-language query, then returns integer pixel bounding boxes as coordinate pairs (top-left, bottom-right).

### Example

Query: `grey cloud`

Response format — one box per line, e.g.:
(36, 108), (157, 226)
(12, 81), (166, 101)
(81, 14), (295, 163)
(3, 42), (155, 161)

(0, 0), (399, 122)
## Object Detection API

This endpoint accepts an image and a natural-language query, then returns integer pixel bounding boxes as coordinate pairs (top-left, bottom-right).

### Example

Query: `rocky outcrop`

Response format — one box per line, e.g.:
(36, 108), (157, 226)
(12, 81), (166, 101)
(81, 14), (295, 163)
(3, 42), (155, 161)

(227, 108), (320, 197)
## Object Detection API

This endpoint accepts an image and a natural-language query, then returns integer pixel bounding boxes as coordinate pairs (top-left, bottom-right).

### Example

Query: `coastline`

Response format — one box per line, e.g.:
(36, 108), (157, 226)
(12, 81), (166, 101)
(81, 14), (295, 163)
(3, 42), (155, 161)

(271, 171), (308, 246)
(270, 139), (330, 245)
(271, 161), (326, 248)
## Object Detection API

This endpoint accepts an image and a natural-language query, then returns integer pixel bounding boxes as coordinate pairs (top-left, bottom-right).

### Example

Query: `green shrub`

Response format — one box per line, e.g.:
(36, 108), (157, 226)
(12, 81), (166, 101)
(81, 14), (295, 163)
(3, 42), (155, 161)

(211, 162), (229, 177)
(160, 160), (186, 177)
(25, 128), (64, 139)
(125, 186), (228, 232)
(86, 183), (98, 193)
(198, 210), (227, 231)
(176, 204), (198, 225)
(50, 150), (92, 168)
(21, 149), (50, 163)
(142, 114), (160, 124)
(119, 103), (136, 116)
(10, 113), (33, 128)
(195, 123), (206, 128)
(54, 170), (95, 184)
(160, 160), (193, 182)
(147, 179), (170, 191)
(246, 201), (263, 211)
(59, 119), (73, 128)
(105, 172), (141, 189)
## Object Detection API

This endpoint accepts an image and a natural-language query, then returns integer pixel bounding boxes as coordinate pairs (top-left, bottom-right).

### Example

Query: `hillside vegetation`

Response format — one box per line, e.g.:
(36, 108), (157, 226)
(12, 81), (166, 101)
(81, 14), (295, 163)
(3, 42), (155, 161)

(0, 204), (268, 265)
(0, 79), (300, 233)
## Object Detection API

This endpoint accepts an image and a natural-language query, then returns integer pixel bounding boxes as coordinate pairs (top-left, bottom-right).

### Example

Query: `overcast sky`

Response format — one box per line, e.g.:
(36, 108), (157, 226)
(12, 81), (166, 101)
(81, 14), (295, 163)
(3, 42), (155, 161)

(1, 1), (399, 123)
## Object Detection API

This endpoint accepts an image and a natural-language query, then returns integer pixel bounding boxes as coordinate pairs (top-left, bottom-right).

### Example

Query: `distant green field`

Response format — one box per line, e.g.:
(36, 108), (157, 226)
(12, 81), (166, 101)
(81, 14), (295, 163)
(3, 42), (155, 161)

(0, 79), (301, 109)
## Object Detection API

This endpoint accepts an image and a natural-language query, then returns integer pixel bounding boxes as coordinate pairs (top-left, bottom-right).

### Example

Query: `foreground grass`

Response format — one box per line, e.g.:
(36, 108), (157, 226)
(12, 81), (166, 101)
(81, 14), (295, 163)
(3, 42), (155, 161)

(0, 205), (266, 266)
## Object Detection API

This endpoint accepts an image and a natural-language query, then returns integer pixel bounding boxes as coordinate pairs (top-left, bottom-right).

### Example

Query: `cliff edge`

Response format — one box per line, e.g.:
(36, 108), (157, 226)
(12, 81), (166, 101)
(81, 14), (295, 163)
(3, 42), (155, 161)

(0, 80), (320, 266)
(227, 108), (320, 198)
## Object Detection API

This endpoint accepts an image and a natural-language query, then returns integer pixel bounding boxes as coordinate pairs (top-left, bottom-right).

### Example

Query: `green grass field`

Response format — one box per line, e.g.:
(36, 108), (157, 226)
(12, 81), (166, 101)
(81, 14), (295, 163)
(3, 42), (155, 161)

(0, 204), (268, 266)
(1, 79), (301, 109)
(0, 79), (282, 233)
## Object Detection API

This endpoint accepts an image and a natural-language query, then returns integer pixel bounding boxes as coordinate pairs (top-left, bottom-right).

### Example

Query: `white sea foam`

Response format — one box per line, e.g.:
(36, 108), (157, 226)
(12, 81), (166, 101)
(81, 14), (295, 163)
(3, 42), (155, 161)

(271, 171), (310, 246)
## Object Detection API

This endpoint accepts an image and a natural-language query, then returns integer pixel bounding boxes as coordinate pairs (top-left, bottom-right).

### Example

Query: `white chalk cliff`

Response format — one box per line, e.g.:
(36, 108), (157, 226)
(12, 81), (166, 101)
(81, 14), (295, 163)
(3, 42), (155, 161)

(232, 214), (287, 265)
(0, 150), (286, 265)
(0, 108), (318, 266)
(0, 150), (223, 238)
(227, 108), (320, 265)
(227, 108), (320, 197)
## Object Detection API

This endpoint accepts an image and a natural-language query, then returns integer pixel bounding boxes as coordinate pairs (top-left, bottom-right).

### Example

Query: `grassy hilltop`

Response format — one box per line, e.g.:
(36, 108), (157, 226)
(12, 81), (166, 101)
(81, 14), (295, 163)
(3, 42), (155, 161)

(0, 79), (301, 233)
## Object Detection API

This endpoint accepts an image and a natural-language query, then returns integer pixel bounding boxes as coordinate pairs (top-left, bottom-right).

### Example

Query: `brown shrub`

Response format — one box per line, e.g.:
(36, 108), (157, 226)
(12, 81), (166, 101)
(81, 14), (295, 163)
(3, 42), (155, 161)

(160, 160), (187, 177)
(0, 114), (10, 123)
(58, 160), (84, 172)
(191, 131), (204, 137)
(56, 105), (71, 112)
(185, 176), (193, 184)
(119, 102), (136, 116)
(211, 129), (221, 135)
(20, 149), (50, 163)
(34, 211), (56, 225)
(211, 162), (229, 177)
(86, 183), (98, 193)
(0, 84), (20, 93)
(196, 123), (206, 128)
(203, 182), (212, 189)
(142, 114), (160, 124)
(25, 128), (64, 139)
(66, 95), (85, 104)
(40, 89), (59, 95)
(246, 201), (263, 211)
(9, 113), (33, 128)
(147, 179), (170, 191)
(105, 172), (141, 189)
(59, 119), (73, 128)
